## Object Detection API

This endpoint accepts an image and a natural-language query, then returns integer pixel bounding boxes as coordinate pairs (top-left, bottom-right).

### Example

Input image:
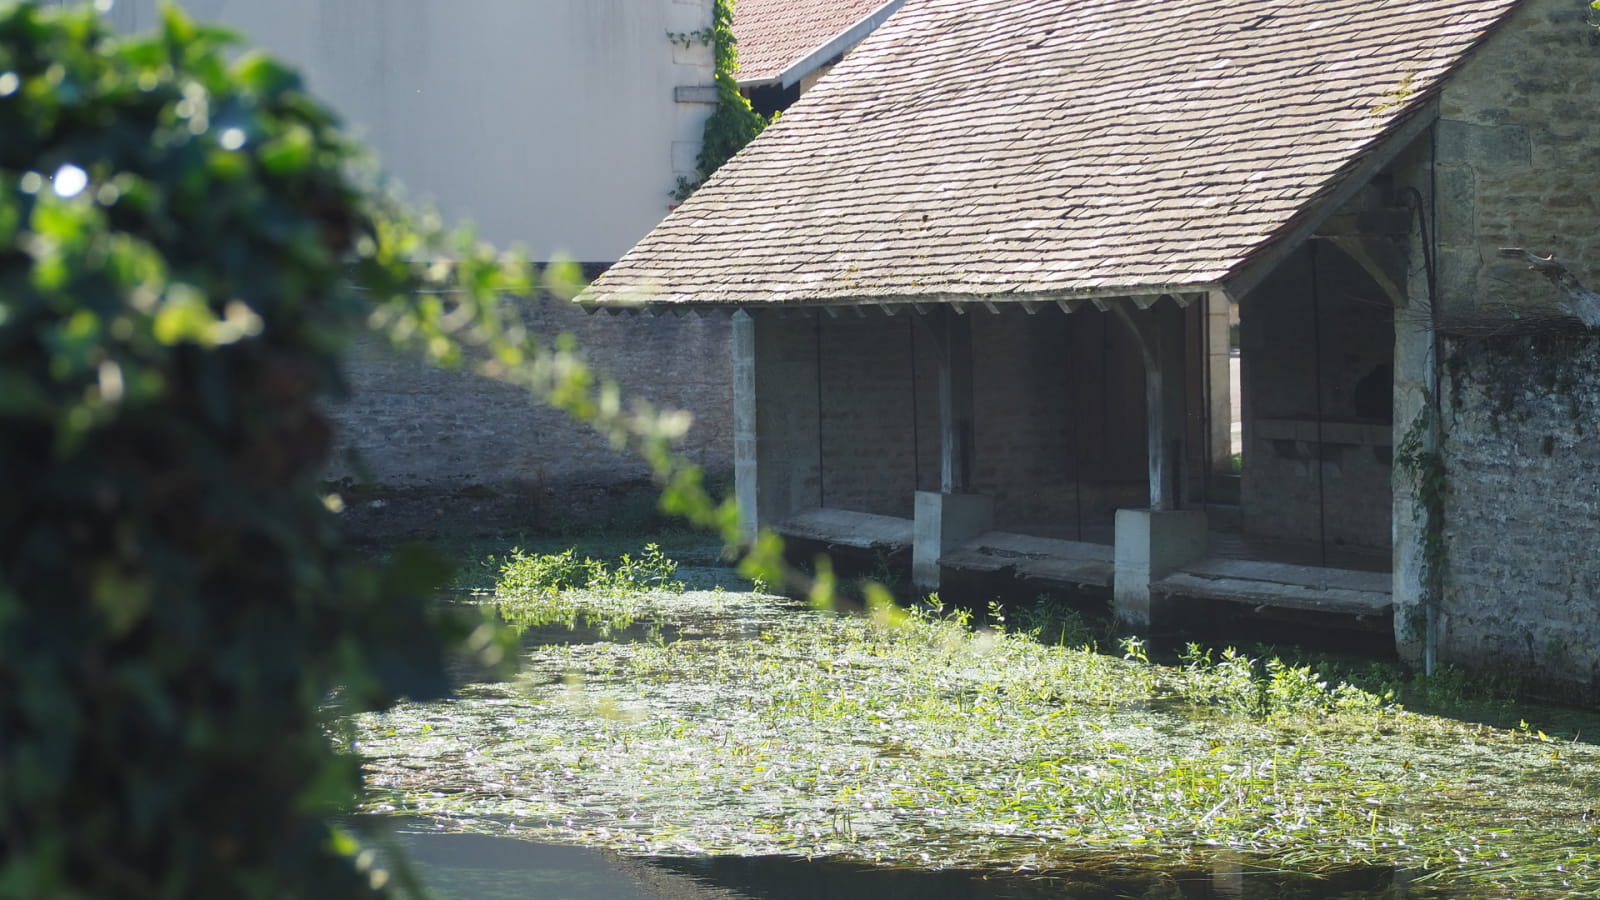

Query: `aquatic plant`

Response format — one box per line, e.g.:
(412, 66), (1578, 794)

(355, 589), (1600, 897)
(490, 545), (688, 634)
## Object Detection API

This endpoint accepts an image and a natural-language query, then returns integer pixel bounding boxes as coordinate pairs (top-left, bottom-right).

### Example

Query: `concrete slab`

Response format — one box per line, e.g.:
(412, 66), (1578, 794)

(1155, 556), (1392, 620)
(913, 492), (994, 589)
(777, 507), (913, 553)
(939, 531), (1114, 588)
(1114, 508), (1209, 628)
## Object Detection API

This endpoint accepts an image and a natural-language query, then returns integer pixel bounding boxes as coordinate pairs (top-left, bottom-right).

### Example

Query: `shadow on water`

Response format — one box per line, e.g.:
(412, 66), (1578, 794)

(398, 830), (1425, 900)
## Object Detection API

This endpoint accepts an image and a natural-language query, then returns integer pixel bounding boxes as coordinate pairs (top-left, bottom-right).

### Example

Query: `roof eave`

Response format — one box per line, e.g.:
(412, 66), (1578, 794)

(579, 283), (1225, 315)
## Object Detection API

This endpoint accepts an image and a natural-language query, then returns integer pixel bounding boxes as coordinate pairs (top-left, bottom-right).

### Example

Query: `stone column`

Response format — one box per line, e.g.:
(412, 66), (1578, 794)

(733, 309), (822, 544)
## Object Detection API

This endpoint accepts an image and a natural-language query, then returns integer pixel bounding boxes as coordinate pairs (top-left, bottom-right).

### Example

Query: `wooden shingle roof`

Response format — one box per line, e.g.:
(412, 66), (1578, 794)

(587, 0), (1522, 308)
(732, 0), (902, 87)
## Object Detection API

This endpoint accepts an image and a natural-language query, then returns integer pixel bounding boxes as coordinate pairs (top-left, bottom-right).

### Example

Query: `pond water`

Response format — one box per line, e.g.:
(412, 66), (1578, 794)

(354, 562), (1600, 900)
(398, 828), (1423, 900)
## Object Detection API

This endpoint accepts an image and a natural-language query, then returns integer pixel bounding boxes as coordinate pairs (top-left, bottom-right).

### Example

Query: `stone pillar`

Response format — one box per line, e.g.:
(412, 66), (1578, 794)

(1391, 141), (1437, 672)
(1151, 302), (1188, 509)
(733, 311), (760, 544)
(1113, 508), (1208, 629)
(1391, 254), (1436, 670)
(733, 309), (821, 544)
(913, 491), (994, 591)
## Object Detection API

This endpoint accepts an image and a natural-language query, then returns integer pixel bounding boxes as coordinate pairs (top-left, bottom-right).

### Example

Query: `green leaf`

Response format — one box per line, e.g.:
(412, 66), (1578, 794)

(151, 282), (218, 345)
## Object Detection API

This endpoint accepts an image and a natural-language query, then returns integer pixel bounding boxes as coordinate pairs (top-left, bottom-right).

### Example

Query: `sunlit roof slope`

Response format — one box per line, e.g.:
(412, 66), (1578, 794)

(732, 0), (903, 88)
(588, 0), (1521, 308)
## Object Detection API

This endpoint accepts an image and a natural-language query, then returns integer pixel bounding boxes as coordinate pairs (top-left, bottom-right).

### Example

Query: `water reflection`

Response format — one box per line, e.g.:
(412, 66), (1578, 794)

(400, 830), (1424, 900)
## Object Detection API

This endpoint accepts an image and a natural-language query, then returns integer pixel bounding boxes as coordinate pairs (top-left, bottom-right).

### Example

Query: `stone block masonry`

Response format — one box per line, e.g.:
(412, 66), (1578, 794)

(1436, 0), (1600, 320)
(327, 295), (732, 536)
(1437, 333), (1600, 700)
(1391, 0), (1600, 696)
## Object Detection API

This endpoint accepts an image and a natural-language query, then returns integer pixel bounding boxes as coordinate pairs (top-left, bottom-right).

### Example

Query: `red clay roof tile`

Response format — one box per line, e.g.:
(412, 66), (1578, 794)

(732, 0), (899, 85)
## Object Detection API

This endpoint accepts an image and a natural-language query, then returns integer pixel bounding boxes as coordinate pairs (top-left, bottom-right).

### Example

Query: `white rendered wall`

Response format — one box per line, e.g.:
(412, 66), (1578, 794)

(92, 0), (714, 262)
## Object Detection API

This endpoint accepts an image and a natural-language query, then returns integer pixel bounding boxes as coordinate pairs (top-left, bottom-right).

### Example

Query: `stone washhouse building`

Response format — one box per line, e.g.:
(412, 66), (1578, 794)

(583, 0), (1600, 700)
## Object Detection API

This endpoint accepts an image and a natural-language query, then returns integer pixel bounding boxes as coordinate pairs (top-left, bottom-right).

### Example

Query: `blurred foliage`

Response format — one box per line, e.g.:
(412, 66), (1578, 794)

(0, 3), (768, 897)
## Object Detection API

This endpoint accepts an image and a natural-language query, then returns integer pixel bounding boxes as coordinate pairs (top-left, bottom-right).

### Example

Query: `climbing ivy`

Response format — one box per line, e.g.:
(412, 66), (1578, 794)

(1394, 394), (1448, 653)
(674, 0), (767, 200)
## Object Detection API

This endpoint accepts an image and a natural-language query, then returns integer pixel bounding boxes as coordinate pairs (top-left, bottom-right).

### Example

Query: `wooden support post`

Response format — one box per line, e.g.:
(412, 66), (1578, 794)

(1112, 301), (1187, 510)
(1155, 301), (1186, 510)
(934, 307), (975, 493)
(1204, 289), (1234, 475)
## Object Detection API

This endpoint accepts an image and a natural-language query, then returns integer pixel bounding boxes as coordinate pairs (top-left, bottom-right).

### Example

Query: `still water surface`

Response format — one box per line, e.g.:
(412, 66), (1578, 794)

(402, 828), (1426, 900)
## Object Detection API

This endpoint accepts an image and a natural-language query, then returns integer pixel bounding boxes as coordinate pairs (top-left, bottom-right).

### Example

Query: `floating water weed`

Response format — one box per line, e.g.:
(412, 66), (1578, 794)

(490, 544), (687, 634)
(354, 588), (1600, 898)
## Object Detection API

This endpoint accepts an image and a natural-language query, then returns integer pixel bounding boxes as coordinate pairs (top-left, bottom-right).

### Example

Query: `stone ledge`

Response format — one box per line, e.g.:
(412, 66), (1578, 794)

(777, 507), (913, 553)
(939, 531), (1114, 588)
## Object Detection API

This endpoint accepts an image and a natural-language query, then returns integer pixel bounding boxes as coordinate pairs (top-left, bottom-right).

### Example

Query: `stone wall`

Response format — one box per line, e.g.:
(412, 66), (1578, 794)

(1436, 0), (1600, 320)
(817, 313), (921, 517)
(1437, 333), (1600, 699)
(1393, 0), (1600, 695)
(752, 307), (1151, 534)
(1240, 243), (1394, 550)
(328, 297), (733, 536)
(972, 308), (1148, 532)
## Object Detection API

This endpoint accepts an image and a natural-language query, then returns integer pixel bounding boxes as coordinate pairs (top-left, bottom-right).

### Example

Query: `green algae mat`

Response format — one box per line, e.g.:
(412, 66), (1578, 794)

(348, 575), (1600, 899)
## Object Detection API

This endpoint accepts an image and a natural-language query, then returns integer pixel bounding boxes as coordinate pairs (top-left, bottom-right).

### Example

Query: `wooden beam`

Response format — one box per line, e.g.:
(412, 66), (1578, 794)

(1328, 235), (1406, 306)
(878, 302), (900, 316)
(1020, 300), (1043, 315)
(1091, 299), (1110, 312)
(950, 301), (968, 316)
(1110, 304), (1187, 510)
(823, 305), (842, 319)
(1132, 295), (1158, 310)
(982, 300), (1002, 315)
(933, 307), (975, 493)
(1314, 208), (1412, 238)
